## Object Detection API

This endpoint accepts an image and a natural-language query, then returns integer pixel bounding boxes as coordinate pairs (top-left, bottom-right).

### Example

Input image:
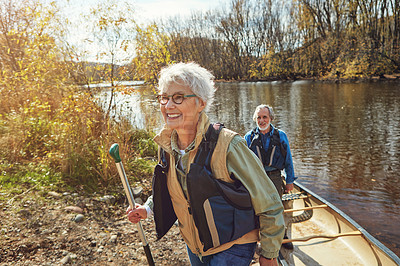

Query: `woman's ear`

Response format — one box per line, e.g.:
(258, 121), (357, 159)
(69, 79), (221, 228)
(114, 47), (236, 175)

(197, 98), (206, 112)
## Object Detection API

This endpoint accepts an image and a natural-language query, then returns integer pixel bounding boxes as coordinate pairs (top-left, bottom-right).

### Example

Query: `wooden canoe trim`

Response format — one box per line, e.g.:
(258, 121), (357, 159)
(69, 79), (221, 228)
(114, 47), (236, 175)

(282, 231), (363, 243)
(284, 204), (328, 213)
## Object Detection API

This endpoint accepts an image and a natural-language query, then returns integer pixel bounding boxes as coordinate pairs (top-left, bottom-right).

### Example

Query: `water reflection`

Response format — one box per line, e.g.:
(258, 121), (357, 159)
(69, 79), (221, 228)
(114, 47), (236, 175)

(103, 81), (400, 256)
(98, 87), (162, 131)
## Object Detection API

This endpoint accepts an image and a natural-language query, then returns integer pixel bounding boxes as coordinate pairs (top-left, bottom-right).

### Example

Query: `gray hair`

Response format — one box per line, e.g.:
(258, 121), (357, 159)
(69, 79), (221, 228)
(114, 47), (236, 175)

(158, 62), (215, 112)
(252, 104), (275, 121)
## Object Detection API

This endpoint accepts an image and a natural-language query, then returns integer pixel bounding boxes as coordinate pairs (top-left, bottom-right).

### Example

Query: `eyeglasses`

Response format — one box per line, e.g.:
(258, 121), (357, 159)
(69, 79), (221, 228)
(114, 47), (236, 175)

(156, 93), (197, 105)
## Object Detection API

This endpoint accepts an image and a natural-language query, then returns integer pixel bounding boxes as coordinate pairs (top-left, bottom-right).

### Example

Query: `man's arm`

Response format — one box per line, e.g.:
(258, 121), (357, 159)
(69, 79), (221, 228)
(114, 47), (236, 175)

(279, 131), (296, 186)
(243, 131), (252, 147)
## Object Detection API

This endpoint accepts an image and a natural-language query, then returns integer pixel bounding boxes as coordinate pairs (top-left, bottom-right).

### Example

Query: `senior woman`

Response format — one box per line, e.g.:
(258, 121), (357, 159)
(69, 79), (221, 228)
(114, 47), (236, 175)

(127, 62), (284, 266)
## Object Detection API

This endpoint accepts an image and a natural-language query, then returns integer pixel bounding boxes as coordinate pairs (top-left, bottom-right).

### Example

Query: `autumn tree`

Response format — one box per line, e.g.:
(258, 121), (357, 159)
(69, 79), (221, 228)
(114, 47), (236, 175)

(146, 0), (399, 80)
(0, 0), (79, 166)
(80, 0), (137, 117)
(287, 0), (399, 78)
(0, 0), (144, 191)
(0, 0), (69, 113)
(131, 23), (172, 85)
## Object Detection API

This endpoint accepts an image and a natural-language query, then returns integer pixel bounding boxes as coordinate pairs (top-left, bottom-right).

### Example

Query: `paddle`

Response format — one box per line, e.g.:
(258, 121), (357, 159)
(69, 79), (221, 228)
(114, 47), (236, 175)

(282, 231), (362, 243)
(284, 204), (328, 213)
(109, 143), (155, 266)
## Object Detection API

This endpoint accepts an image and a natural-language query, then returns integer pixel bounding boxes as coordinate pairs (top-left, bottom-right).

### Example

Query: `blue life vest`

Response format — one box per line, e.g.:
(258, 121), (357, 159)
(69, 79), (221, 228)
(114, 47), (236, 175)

(249, 127), (287, 170)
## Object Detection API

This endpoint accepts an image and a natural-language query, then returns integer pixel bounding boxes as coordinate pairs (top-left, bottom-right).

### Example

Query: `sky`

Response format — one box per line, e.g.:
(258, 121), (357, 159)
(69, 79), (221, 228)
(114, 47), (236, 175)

(53, 0), (225, 62)
(134, 0), (223, 22)
(57, 0), (224, 23)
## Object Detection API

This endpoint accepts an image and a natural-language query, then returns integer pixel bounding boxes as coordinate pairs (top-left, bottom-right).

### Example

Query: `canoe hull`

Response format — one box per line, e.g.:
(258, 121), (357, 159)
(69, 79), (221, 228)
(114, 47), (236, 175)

(280, 181), (400, 266)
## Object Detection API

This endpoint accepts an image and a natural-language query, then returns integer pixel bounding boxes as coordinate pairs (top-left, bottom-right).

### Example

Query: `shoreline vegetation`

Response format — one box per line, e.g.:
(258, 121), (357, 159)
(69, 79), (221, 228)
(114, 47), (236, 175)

(1, 0), (399, 202)
(215, 72), (400, 83)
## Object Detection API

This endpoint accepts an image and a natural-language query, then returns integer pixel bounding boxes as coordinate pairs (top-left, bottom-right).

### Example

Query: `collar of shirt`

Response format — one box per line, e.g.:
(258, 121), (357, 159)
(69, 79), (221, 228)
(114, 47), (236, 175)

(170, 130), (196, 198)
(171, 130), (196, 156)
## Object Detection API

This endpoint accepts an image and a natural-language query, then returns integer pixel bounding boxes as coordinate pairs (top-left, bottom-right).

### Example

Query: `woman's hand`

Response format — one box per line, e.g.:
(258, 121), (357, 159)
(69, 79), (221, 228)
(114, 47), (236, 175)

(126, 204), (147, 224)
(259, 256), (278, 266)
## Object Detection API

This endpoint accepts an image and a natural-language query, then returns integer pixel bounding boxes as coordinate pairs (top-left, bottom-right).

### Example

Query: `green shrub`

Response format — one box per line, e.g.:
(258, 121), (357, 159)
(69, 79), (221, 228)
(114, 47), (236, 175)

(129, 129), (158, 158)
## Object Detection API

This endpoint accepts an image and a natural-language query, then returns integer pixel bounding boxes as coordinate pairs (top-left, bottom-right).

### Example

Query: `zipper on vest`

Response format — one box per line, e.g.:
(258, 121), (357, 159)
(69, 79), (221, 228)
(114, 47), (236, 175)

(197, 248), (203, 262)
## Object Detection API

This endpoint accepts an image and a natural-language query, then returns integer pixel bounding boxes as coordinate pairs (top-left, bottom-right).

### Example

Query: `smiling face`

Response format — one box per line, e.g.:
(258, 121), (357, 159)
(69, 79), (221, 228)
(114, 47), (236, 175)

(256, 107), (271, 134)
(160, 82), (205, 135)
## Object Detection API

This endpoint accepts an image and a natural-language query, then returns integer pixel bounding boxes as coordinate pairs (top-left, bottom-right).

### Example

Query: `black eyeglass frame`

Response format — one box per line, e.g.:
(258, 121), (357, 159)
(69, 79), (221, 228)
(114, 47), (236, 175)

(156, 93), (197, 105)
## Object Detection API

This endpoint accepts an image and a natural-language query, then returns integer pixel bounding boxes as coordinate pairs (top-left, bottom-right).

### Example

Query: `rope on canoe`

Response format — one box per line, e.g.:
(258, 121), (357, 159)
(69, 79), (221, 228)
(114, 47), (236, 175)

(282, 192), (313, 223)
(282, 192), (309, 201)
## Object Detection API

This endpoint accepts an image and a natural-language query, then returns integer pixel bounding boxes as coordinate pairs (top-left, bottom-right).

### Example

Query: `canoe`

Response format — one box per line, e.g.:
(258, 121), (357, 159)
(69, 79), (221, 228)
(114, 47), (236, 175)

(279, 181), (400, 266)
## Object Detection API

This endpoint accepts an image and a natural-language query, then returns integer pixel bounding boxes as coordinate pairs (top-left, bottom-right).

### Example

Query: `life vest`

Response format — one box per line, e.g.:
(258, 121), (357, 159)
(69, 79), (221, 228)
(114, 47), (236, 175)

(249, 127), (287, 170)
(152, 124), (259, 252)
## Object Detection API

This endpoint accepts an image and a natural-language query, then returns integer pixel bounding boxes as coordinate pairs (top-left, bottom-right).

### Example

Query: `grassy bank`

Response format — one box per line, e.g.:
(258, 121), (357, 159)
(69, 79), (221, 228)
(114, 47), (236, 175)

(0, 0), (158, 198)
(0, 116), (157, 196)
(0, 86), (158, 200)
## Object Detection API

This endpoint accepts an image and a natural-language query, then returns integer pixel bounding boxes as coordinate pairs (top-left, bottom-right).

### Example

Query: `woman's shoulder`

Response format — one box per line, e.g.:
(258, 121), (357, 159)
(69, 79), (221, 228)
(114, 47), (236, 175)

(214, 127), (243, 149)
(220, 127), (240, 141)
(225, 133), (248, 149)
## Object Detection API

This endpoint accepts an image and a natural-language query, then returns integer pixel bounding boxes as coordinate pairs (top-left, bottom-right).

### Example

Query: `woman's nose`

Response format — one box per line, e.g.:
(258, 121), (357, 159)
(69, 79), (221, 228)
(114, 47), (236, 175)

(165, 98), (176, 109)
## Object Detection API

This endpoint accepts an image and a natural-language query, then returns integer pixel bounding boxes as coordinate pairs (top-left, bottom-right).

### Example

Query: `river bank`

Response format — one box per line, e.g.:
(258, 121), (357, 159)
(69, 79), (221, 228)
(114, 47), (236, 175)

(0, 186), (263, 265)
(0, 188), (189, 265)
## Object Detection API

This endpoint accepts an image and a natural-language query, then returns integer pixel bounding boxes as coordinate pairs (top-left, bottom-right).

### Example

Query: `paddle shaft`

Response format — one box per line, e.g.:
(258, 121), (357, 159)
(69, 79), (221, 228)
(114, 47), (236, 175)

(282, 231), (362, 243)
(284, 204), (328, 213)
(115, 161), (154, 265)
(110, 144), (155, 266)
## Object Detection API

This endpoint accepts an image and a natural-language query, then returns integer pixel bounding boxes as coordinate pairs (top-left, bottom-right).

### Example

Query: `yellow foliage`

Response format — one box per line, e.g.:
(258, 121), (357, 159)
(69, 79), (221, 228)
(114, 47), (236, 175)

(0, 0), (142, 191)
(131, 23), (174, 85)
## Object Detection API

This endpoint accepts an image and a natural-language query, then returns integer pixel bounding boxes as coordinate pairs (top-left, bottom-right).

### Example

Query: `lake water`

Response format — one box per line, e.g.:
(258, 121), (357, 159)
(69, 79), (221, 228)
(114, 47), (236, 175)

(102, 80), (400, 256)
